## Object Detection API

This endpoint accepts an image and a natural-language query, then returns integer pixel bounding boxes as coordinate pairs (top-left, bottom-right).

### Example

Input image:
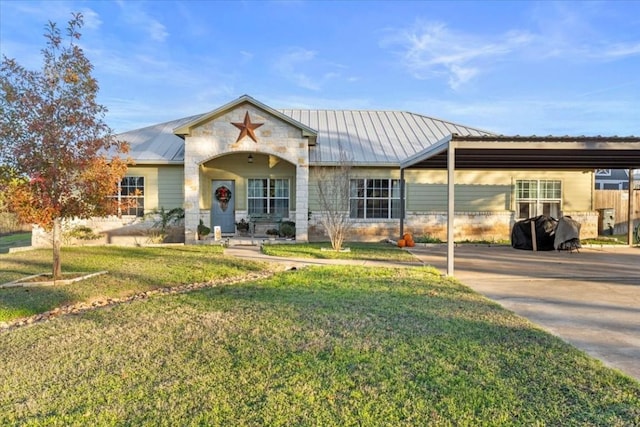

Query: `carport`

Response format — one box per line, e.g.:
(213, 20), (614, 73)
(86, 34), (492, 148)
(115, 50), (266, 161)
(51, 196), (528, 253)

(400, 135), (640, 276)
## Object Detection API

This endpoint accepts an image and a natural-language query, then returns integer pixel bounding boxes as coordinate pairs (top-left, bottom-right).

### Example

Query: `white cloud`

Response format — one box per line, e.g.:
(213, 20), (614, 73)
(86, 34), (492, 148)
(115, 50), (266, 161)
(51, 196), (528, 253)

(525, 2), (640, 61)
(448, 65), (478, 90)
(116, 1), (169, 43)
(382, 20), (533, 90)
(80, 8), (102, 30)
(239, 50), (254, 64)
(147, 20), (169, 43)
(599, 42), (640, 59)
(272, 48), (321, 91)
(270, 47), (352, 91)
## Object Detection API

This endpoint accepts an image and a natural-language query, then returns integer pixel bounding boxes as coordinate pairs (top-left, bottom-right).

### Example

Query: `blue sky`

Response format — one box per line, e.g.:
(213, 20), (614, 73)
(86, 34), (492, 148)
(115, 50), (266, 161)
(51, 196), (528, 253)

(1, 1), (640, 136)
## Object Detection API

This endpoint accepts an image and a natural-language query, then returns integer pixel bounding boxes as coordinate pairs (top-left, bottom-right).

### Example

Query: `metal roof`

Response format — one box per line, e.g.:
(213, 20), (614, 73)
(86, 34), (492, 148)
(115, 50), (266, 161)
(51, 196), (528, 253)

(402, 135), (640, 170)
(115, 114), (203, 164)
(116, 102), (493, 165)
(116, 95), (640, 169)
(281, 110), (492, 165)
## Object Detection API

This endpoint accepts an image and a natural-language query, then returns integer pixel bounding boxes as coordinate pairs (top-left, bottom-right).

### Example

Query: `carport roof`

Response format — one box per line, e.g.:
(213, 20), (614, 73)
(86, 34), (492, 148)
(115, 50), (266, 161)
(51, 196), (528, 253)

(401, 135), (640, 170)
(399, 133), (640, 277)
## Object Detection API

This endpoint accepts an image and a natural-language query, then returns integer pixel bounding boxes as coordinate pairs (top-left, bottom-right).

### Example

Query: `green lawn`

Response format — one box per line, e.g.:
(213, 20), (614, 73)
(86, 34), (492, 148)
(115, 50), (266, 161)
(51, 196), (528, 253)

(261, 242), (418, 262)
(0, 249), (638, 425)
(0, 232), (31, 254)
(0, 245), (271, 322)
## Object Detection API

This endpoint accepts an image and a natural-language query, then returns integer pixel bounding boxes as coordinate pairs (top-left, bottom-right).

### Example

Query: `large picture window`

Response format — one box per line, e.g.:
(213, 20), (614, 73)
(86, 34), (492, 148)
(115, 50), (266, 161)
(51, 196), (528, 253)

(248, 178), (289, 216)
(516, 180), (561, 219)
(349, 179), (401, 219)
(118, 176), (145, 217)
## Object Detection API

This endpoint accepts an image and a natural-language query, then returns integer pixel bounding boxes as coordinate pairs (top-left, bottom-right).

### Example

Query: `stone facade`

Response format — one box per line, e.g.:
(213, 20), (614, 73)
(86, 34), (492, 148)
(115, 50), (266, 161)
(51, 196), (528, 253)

(308, 211), (599, 243)
(181, 103), (311, 243)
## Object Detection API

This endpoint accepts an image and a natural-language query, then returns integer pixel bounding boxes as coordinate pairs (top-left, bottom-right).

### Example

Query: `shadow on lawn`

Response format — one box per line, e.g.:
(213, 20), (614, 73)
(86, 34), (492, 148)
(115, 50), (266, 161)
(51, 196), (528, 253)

(0, 286), (73, 320)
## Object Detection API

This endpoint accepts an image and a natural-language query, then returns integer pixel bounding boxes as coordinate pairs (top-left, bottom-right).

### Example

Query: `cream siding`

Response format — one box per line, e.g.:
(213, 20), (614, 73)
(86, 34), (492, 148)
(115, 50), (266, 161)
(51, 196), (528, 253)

(125, 165), (184, 212)
(309, 168), (593, 214)
(199, 153), (297, 213)
(406, 184), (511, 212)
(157, 166), (185, 209)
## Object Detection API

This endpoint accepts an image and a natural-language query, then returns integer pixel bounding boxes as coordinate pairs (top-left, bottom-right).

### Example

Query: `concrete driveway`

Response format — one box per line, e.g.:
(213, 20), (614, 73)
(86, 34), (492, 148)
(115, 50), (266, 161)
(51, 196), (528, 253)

(410, 245), (640, 381)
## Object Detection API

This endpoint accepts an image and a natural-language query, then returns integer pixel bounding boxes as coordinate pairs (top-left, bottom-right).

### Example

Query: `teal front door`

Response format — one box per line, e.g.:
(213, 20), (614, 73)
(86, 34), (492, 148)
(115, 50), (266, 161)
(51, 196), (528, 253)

(211, 180), (235, 233)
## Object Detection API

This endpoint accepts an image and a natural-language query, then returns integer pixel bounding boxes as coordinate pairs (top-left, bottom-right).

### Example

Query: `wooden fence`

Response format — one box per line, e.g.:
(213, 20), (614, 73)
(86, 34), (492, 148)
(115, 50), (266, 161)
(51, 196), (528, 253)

(594, 190), (640, 234)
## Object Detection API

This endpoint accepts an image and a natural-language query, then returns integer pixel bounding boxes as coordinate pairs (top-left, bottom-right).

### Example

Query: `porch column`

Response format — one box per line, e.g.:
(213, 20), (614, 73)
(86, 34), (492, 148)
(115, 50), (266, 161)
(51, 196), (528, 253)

(184, 160), (200, 244)
(400, 168), (405, 237)
(295, 163), (309, 242)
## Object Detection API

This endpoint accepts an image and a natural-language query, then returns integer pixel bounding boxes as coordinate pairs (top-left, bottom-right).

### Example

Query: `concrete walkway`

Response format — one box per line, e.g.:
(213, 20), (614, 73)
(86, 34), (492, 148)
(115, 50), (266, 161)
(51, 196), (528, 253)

(225, 243), (640, 381)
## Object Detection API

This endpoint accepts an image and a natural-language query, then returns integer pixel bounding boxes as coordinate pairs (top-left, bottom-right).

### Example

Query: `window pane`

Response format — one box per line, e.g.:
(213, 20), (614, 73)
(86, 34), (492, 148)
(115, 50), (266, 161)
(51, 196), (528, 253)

(516, 180), (561, 219)
(120, 176), (144, 217)
(248, 179), (267, 198)
(542, 202), (560, 218)
(270, 199), (289, 216)
(517, 180), (537, 199)
(391, 199), (402, 219)
(517, 202), (531, 218)
(367, 199), (389, 219)
(248, 199), (266, 214)
(350, 179), (364, 197)
(391, 179), (400, 198)
(248, 178), (289, 216)
(540, 180), (561, 199)
(350, 199), (364, 218)
(274, 179), (289, 197)
(347, 178), (402, 219)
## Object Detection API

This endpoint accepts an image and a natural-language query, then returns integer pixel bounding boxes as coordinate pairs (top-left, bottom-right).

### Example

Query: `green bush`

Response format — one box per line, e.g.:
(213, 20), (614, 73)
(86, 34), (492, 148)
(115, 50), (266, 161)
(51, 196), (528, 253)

(197, 219), (211, 239)
(65, 225), (101, 241)
(414, 234), (442, 243)
(279, 221), (295, 238)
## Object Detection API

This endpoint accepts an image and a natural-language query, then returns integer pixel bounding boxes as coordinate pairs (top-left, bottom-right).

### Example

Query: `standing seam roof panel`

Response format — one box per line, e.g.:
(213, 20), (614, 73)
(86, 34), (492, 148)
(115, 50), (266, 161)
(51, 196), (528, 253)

(388, 113), (412, 154)
(334, 110), (361, 161)
(360, 111), (384, 163)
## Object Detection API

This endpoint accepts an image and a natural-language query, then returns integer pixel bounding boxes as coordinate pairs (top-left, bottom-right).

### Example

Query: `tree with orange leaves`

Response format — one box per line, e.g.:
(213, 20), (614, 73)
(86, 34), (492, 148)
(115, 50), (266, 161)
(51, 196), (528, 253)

(0, 13), (129, 279)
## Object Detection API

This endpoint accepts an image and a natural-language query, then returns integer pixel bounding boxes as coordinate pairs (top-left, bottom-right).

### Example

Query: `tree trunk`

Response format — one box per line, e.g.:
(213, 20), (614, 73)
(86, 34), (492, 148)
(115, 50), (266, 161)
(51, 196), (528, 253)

(52, 217), (62, 279)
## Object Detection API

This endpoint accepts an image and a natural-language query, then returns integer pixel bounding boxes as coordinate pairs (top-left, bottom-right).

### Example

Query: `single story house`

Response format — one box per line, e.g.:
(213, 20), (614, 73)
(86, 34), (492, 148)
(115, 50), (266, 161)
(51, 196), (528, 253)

(33, 95), (640, 247)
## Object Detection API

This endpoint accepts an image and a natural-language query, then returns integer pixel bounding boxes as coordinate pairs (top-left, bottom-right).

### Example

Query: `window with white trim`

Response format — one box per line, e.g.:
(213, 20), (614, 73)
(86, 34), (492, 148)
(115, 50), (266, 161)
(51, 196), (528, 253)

(515, 180), (561, 219)
(349, 179), (402, 219)
(118, 176), (145, 217)
(248, 178), (289, 216)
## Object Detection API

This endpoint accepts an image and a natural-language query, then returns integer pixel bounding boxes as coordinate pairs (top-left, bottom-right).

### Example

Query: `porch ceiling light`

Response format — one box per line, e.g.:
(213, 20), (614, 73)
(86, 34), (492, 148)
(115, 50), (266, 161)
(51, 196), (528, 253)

(248, 154), (254, 163)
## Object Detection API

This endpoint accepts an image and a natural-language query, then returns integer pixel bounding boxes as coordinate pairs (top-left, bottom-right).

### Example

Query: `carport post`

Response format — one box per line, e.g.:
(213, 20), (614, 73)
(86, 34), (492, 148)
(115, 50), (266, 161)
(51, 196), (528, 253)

(399, 168), (405, 237)
(628, 169), (635, 246)
(446, 142), (455, 276)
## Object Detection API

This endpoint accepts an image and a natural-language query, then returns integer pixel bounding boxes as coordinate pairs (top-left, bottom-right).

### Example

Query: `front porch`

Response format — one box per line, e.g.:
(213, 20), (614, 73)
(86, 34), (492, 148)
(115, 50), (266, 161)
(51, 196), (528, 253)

(176, 98), (315, 245)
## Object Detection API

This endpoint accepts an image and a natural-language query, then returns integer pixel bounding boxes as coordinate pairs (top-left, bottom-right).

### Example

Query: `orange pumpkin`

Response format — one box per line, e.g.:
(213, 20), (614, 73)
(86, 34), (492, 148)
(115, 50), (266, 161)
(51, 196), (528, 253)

(403, 233), (413, 242)
(406, 240), (415, 247)
(397, 239), (406, 248)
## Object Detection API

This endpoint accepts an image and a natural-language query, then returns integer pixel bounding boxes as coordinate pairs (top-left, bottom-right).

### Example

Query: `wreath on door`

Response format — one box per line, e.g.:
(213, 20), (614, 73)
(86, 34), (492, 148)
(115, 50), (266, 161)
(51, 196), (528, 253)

(215, 186), (232, 212)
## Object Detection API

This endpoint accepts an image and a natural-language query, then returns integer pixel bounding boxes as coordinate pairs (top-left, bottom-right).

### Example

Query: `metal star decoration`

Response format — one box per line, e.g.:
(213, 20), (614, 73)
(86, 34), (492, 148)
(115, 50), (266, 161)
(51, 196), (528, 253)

(231, 111), (263, 142)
